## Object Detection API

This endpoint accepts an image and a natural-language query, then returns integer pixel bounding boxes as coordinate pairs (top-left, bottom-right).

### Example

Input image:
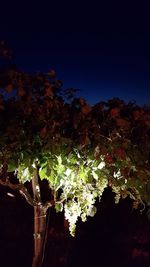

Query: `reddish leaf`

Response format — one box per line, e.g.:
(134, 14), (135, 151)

(143, 114), (150, 127)
(40, 126), (47, 138)
(79, 97), (86, 106)
(45, 86), (53, 97)
(105, 154), (114, 164)
(116, 118), (130, 129)
(110, 108), (120, 118)
(113, 147), (126, 160)
(133, 110), (144, 120)
(81, 104), (91, 115)
(121, 167), (130, 178)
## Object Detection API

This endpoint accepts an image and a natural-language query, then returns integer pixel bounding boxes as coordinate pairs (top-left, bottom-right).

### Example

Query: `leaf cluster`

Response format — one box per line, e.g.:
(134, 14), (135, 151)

(0, 55), (150, 235)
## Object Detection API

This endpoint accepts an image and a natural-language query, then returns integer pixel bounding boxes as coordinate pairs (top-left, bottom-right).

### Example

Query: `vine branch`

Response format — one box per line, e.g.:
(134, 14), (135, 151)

(0, 176), (54, 208)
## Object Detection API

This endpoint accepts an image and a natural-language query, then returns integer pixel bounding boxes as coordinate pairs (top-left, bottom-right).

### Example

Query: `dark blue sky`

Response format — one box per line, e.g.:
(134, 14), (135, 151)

(1, 1), (150, 106)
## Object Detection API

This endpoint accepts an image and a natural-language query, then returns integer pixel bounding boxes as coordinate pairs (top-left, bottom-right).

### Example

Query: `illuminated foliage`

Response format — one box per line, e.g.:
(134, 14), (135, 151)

(0, 42), (150, 237)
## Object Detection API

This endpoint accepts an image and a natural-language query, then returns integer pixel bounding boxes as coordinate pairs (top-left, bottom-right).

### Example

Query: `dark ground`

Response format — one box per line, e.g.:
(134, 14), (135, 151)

(0, 186), (150, 267)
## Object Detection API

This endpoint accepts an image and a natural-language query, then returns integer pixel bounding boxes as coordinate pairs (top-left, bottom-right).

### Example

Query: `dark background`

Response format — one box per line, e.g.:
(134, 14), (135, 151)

(0, 0), (150, 106)
(0, 185), (150, 267)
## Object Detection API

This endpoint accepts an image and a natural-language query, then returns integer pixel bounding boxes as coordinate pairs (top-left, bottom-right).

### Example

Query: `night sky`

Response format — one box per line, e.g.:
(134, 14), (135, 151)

(1, 1), (150, 106)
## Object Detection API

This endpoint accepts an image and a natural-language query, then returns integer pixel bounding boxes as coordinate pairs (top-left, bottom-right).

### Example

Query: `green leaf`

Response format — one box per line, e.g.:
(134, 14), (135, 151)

(17, 165), (31, 183)
(55, 202), (63, 213)
(80, 169), (88, 182)
(69, 154), (77, 164)
(7, 160), (17, 172)
(39, 166), (47, 180)
(92, 170), (99, 180)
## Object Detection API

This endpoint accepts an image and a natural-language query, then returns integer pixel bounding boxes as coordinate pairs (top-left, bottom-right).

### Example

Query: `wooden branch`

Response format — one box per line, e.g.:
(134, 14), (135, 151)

(32, 168), (41, 203)
(20, 187), (54, 209)
(55, 197), (66, 204)
(43, 200), (54, 211)
(99, 134), (112, 142)
(0, 176), (55, 209)
(19, 184), (40, 207)
(0, 177), (38, 206)
(0, 178), (19, 190)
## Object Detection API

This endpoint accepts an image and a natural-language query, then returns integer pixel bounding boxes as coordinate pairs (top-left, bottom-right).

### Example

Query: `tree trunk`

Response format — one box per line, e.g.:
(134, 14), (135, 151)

(32, 205), (47, 267)
(32, 168), (47, 267)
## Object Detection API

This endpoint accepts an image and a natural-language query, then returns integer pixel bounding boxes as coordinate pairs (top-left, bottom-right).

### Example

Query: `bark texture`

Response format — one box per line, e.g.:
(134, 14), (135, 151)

(32, 169), (47, 267)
